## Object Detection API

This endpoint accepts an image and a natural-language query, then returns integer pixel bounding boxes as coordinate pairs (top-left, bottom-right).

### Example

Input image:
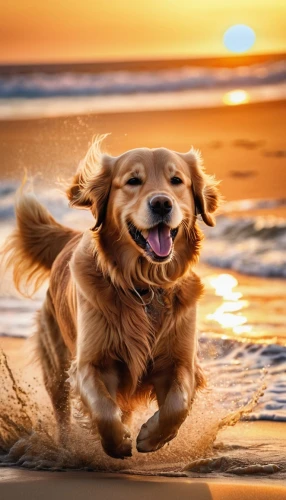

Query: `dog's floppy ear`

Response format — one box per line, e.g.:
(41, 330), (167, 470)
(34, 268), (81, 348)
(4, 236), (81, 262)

(67, 139), (115, 228)
(180, 148), (221, 226)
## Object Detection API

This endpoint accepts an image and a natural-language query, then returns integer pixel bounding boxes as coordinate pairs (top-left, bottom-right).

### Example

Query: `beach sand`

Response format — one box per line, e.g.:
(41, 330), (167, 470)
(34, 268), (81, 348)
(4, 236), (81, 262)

(0, 101), (286, 498)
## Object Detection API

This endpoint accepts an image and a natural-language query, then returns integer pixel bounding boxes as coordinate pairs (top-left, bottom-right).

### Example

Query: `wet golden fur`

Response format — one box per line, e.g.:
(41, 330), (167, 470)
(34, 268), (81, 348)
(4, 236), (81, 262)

(2, 136), (220, 458)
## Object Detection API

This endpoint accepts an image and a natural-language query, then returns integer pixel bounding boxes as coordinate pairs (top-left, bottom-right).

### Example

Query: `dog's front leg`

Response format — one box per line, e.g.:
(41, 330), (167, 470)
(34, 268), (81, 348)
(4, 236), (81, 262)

(136, 364), (195, 453)
(73, 294), (132, 458)
(76, 362), (132, 458)
(68, 259), (133, 459)
(136, 296), (205, 453)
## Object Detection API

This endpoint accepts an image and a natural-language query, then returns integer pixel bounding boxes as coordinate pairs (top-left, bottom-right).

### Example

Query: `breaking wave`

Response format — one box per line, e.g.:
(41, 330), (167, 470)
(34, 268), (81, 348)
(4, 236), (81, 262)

(202, 203), (286, 278)
(0, 61), (284, 99)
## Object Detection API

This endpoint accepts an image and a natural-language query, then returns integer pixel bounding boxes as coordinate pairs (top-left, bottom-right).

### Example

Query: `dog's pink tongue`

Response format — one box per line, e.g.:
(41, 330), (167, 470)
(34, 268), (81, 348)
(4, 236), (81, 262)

(147, 224), (172, 257)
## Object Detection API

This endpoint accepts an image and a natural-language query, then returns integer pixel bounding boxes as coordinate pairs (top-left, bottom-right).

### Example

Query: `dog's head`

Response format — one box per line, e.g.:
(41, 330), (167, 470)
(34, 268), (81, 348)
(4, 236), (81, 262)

(67, 138), (220, 265)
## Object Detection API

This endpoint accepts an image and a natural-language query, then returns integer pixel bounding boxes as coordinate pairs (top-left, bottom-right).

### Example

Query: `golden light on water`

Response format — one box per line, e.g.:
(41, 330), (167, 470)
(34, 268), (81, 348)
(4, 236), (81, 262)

(209, 274), (242, 300)
(233, 325), (253, 335)
(223, 90), (250, 106)
(207, 273), (252, 336)
(207, 303), (247, 329)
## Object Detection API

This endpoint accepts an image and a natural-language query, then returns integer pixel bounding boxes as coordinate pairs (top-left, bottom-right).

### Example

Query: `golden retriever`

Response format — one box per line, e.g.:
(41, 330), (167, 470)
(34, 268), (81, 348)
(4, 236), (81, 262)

(3, 136), (220, 458)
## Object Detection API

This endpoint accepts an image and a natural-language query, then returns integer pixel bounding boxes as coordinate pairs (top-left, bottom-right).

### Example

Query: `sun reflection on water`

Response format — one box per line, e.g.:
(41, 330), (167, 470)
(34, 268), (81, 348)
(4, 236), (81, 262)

(206, 274), (252, 336)
(223, 89), (249, 106)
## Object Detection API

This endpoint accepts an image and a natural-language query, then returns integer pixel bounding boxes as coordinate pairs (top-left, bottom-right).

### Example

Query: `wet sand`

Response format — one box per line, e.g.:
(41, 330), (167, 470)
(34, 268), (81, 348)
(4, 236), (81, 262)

(0, 100), (286, 207)
(1, 468), (285, 500)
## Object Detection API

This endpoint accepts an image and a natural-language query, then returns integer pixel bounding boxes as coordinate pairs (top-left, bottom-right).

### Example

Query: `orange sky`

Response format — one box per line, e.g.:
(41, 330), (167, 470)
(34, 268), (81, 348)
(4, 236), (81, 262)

(1, 1), (285, 63)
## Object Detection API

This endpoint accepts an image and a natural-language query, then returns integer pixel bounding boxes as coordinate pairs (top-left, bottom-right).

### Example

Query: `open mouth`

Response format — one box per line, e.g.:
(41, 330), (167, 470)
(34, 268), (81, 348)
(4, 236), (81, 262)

(128, 221), (178, 262)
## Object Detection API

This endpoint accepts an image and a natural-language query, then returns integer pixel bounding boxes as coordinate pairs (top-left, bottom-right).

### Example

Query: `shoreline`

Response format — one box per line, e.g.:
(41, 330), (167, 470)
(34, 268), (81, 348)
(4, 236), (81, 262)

(1, 86), (285, 122)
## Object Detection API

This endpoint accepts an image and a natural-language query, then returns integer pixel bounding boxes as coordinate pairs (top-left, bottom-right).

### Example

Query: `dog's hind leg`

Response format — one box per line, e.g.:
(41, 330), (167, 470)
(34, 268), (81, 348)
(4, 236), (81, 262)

(35, 290), (71, 444)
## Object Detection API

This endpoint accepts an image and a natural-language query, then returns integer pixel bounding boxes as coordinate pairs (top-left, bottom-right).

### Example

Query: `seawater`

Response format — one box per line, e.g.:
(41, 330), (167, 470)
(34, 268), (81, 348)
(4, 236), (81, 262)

(0, 60), (285, 119)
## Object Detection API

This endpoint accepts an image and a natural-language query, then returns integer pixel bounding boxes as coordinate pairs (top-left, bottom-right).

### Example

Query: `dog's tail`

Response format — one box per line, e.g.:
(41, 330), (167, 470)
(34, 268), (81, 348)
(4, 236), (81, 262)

(1, 188), (79, 297)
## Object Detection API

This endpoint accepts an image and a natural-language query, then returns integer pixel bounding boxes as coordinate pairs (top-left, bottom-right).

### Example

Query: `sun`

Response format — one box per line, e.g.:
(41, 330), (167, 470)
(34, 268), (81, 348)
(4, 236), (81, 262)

(223, 24), (256, 53)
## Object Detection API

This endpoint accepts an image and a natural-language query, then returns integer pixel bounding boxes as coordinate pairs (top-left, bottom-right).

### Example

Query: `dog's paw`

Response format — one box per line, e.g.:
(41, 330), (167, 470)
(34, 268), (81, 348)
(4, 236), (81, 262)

(102, 427), (132, 459)
(136, 411), (177, 453)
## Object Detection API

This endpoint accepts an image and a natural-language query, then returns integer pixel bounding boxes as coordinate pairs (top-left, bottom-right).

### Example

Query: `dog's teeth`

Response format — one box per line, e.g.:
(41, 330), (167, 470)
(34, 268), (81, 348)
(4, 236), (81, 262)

(141, 230), (148, 239)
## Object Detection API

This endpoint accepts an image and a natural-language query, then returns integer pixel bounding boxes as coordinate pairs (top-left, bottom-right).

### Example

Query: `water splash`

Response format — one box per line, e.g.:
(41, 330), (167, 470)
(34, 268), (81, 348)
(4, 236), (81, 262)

(0, 349), (269, 475)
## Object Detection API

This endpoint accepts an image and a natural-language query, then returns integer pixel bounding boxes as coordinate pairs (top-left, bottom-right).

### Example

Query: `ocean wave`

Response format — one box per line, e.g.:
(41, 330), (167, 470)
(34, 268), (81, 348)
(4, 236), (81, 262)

(200, 335), (286, 422)
(0, 60), (285, 99)
(222, 197), (286, 213)
(201, 212), (286, 278)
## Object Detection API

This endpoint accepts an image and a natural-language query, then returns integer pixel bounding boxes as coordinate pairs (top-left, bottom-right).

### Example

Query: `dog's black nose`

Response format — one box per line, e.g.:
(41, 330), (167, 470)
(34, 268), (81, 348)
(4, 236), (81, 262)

(149, 195), (173, 216)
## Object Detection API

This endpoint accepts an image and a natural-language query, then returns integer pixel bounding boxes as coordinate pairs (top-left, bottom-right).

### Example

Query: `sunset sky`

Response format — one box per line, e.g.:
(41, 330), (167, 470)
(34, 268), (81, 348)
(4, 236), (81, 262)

(1, 0), (285, 64)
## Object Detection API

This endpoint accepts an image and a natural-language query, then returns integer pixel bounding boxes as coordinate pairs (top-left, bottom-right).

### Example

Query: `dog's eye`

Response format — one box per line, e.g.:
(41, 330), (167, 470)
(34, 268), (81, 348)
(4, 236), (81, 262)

(126, 177), (142, 186)
(170, 176), (183, 185)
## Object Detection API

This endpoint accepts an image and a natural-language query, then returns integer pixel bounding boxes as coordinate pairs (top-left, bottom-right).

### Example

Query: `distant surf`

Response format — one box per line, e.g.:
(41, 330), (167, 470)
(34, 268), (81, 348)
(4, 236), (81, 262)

(0, 59), (285, 119)
(1, 60), (284, 99)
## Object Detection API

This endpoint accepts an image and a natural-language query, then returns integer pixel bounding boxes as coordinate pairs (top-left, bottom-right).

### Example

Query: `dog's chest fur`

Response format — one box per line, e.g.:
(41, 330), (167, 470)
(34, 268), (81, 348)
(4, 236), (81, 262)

(69, 232), (202, 386)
